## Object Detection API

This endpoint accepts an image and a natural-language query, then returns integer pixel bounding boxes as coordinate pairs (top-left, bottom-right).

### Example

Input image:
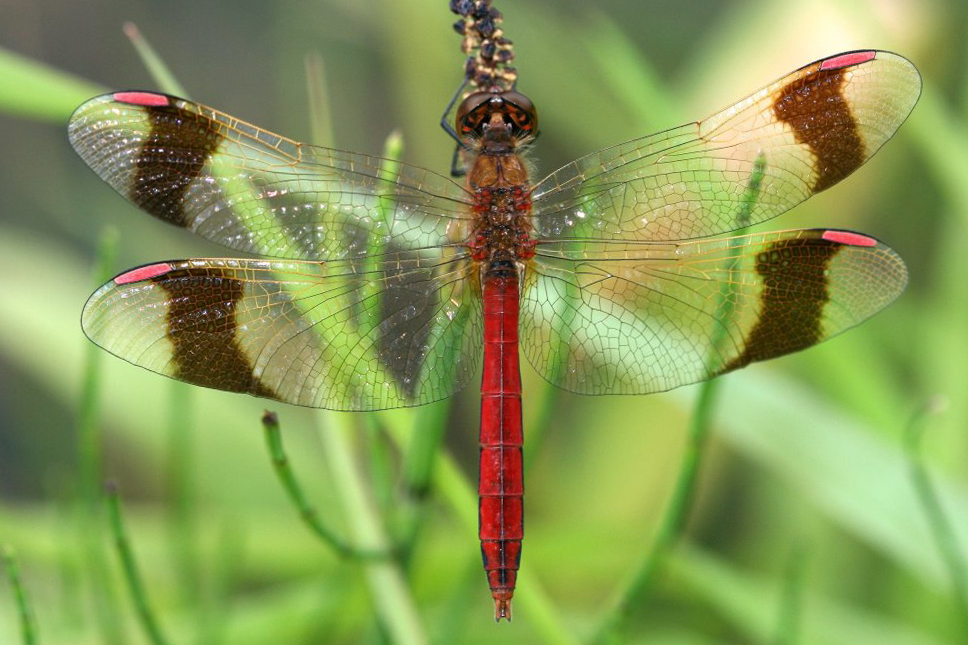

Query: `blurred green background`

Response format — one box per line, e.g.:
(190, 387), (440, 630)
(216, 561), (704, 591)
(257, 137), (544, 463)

(1, 0), (967, 643)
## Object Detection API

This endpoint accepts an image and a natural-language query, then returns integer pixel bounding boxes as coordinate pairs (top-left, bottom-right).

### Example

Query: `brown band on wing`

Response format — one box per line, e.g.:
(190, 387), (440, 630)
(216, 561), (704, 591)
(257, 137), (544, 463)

(131, 103), (223, 227)
(772, 65), (865, 192)
(722, 238), (842, 372)
(154, 267), (278, 399)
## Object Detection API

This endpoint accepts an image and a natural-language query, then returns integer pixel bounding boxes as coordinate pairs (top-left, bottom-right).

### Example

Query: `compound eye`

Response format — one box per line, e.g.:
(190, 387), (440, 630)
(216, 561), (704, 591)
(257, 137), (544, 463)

(455, 91), (493, 135)
(499, 90), (538, 134)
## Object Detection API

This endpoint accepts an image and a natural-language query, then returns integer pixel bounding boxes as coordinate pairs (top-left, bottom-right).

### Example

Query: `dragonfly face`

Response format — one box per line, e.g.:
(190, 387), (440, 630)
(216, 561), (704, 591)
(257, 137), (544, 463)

(456, 89), (538, 152)
(69, 49), (920, 620)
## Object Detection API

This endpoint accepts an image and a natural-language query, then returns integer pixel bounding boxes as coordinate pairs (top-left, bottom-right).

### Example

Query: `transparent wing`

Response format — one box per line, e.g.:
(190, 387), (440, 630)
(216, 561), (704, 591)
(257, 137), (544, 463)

(68, 92), (474, 261)
(531, 50), (921, 242)
(83, 250), (482, 410)
(521, 229), (907, 395)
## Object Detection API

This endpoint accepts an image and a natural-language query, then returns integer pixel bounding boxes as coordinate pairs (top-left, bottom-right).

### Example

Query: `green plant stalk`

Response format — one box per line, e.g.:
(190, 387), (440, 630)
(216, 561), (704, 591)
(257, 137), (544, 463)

(105, 483), (170, 645)
(3, 546), (37, 645)
(318, 411), (428, 645)
(261, 411), (385, 559)
(363, 415), (396, 520)
(167, 382), (201, 608)
(304, 52), (334, 149)
(77, 226), (124, 645)
(398, 402), (449, 563)
(123, 22), (189, 97)
(904, 399), (968, 633)
(594, 154), (764, 641)
(523, 379), (560, 473)
(774, 545), (809, 645)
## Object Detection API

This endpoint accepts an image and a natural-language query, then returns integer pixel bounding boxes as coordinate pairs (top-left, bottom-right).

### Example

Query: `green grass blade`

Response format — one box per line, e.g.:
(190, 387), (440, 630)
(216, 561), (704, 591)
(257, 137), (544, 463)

(0, 46), (103, 121)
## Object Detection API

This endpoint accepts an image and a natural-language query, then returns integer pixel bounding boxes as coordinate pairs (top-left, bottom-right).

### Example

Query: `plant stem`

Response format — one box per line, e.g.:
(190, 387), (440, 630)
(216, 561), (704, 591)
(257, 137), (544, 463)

(594, 379), (719, 642)
(773, 545), (808, 645)
(318, 411), (428, 645)
(261, 411), (386, 559)
(105, 482), (170, 645)
(904, 397), (968, 634)
(77, 226), (124, 645)
(123, 22), (189, 97)
(3, 546), (37, 645)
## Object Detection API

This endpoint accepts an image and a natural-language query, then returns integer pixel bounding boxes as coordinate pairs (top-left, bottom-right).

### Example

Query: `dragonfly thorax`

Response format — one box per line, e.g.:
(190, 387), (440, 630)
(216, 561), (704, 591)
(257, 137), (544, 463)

(468, 185), (535, 263)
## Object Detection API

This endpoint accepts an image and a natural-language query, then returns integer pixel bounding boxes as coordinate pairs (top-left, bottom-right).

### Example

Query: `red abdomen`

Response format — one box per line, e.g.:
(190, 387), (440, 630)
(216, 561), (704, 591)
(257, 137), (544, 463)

(479, 267), (524, 621)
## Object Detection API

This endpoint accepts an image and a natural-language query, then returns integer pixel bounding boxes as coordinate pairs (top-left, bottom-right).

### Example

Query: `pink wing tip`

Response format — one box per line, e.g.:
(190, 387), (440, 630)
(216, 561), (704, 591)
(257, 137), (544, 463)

(822, 230), (878, 247)
(112, 91), (170, 107)
(115, 262), (174, 285)
(819, 51), (877, 71)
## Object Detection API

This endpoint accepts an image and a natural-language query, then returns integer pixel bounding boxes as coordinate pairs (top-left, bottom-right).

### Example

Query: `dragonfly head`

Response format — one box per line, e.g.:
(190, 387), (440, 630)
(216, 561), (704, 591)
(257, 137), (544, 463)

(456, 89), (538, 149)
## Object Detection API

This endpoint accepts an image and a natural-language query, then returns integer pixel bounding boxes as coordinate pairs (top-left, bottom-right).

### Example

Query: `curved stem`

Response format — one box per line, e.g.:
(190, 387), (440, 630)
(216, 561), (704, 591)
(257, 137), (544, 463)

(3, 546), (37, 645)
(105, 482), (170, 645)
(261, 411), (388, 560)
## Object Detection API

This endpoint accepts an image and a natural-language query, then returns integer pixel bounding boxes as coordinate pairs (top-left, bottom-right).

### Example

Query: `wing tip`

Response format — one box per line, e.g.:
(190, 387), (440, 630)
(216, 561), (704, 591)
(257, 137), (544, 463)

(821, 230), (878, 247)
(112, 91), (171, 107)
(819, 50), (877, 71)
(114, 262), (175, 285)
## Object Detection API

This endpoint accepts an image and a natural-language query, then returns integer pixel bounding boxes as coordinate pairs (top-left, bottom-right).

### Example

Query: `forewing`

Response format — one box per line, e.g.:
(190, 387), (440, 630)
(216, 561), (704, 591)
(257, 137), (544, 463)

(521, 229), (906, 395)
(68, 92), (473, 261)
(531, 51), (920, 242)
(83, 251), (482, 410)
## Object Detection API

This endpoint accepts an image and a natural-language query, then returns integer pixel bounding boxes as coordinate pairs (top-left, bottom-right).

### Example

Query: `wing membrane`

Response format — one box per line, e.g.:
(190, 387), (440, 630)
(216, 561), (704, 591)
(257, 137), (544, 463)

(531, 50), (920, 242)
(69, 93), (473, 261)
(521, 229), (907, 395)
(83, 252), (482, 410)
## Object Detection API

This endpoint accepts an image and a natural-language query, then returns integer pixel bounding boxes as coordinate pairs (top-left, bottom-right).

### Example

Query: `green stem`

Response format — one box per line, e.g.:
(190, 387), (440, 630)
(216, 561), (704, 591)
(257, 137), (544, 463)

(261, 411), (387, 559)
(105, 482), (170, 645)
(77, 226), (124, 645)
(904, 397), (968, 633)
(123, 22), (189, 97)
(3, 546), (37, 645)
(398, 403), (449, 563)
(595, 379), (719, 642)
(318, 411), (428, 645)
(773, 545), (808, 645)
(167, 382), (201, 622)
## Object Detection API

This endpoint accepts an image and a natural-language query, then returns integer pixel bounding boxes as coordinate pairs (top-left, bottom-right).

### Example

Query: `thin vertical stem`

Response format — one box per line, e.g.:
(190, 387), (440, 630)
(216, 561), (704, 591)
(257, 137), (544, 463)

(3, 546), (37, 645)
(318, 412), (428, 645)
(105, 482), (170, 645)
(905, 397), (968, 634)
(167, 382), (201, 623)
(773, 545), (809, 645)
(123, 22), (189, 97)
(77, 226), (124, 645)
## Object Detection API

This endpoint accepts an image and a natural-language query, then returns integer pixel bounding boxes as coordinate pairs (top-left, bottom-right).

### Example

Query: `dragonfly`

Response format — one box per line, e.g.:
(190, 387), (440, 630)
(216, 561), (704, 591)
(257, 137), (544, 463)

(69, 49), (919, 620)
